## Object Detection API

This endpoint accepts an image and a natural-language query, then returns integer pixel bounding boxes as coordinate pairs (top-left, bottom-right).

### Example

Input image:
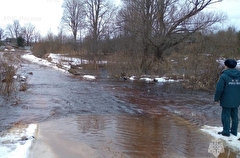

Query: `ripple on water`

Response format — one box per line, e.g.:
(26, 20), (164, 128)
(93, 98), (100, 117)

(29, 114), (216, 158)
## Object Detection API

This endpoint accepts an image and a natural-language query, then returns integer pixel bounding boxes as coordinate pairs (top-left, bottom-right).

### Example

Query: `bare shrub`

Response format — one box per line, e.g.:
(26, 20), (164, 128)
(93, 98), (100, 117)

(150, 59), (175, 77)
(106, 49), (175, 79)
(33, 41), (76, 58)
(182, 54), (219, 91)
(107, 51), (143, 78)
(60, 44), (74, 54)
(0, 52), (29, 95)
(168, 47), (220, 91)
(19, 83), (28, 91)
(0, 62), (16, 95)
(32, 42), (48, 58)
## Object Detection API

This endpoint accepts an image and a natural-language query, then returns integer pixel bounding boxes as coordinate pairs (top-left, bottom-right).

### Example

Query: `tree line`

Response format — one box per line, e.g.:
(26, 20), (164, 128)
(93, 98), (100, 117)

(58, 0), (228, 73)
(1, 0), (240, 91)
(0, 20), (37, 47)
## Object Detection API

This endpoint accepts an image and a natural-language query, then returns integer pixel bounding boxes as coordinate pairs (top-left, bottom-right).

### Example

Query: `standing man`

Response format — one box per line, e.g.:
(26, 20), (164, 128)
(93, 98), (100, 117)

(214, 59), (240, 137)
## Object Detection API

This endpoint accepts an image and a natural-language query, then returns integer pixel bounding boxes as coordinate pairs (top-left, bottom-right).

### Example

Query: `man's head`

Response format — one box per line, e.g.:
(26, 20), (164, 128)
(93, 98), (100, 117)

(224, 59), (237, 69)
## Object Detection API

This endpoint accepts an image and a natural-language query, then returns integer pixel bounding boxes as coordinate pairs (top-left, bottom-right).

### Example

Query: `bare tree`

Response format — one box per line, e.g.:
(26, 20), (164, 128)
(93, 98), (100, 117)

(85, 0), (117, 58)
(13, 20), (21, 38)
(33, 30), (41, 43)
(5, 20), (21, 38)
(22, 23), (35, 46)
(237, 31), (240, 51)
(118, 0), (226, 73)
(6, 24), (14, 38)
(0, 28), (4, 40)
(62, 0), (85, 44)
(46, 30), (54, 53)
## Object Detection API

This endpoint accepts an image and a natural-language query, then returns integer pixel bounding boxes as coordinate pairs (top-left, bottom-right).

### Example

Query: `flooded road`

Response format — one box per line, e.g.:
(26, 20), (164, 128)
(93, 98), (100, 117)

(29, 115), (212, 158)
(0, 53), (238, 157)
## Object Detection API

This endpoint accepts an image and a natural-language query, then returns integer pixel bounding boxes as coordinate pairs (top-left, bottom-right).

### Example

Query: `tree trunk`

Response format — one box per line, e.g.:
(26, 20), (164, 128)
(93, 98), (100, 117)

(154, 46), (164, 60)
(140, 44), (152, 74)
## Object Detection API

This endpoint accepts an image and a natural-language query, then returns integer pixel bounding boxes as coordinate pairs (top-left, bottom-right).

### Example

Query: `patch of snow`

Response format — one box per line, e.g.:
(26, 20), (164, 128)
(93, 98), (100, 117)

(48, 53), (88, 65)
(154, 77), (176, 82)
(173, 110), (182, 115)
(20, 75), (27, 81)
(140, 77), (179, 83)
(83, 75), (96, 80)
(21, 53), (67, 72)
(140, 77), (154, 82)
(129, 76), (137, 80)
(0, 124), (38, 158)
(201, 125), (240, 155)
(237, 60), (240, 69)
(21, 53), (96, 79)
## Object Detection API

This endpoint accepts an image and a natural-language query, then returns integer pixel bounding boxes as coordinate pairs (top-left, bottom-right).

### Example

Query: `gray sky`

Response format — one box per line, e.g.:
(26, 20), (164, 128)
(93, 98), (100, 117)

(0, 0), (63, 36)
(0, 0), (239, 37)
(205, 0), (240, 30)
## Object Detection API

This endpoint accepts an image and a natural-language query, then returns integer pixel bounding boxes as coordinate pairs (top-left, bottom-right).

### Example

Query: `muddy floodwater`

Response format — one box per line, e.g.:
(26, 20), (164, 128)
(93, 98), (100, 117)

(0, 54), (239, 158)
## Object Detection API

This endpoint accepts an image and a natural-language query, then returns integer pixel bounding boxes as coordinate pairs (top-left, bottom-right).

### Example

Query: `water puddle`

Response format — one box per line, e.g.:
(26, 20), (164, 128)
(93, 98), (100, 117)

(29, 115), (215, 158)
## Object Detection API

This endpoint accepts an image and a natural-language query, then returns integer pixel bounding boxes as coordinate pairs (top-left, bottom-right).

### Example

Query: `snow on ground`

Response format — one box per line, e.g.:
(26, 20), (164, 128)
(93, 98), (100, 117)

(155, 77), (176, 82)
(21, 52), (178, 82)
(48, 53), (89, 69)
(21, 53), (68, 73)
(21, 53), (96, 79)
(139, 77), (178, 83)
(83, 75), (96, 80)
(201, 125), (240, 156)
(139, 77), (155, 82)
(0, 124), (38, 158)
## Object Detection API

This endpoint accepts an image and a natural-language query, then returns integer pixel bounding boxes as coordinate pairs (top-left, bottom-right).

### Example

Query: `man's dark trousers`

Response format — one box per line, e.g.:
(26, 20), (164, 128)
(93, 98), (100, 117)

(221, 107), (238, 136)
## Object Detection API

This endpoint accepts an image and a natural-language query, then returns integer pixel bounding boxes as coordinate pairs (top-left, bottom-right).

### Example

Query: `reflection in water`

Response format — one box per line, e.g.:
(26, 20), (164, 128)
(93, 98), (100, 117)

(36, 115), (215, 158)
(219, 148), (237, 158)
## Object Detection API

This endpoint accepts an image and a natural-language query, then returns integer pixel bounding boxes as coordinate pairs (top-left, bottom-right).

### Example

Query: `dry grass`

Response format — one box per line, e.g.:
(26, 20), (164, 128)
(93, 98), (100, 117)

(19, 83), (28, 91)
(0, 62), (16, 95)
(107, 51), (149, 78)
(0, 52), (29, 95)
(167, 50), (220, 91)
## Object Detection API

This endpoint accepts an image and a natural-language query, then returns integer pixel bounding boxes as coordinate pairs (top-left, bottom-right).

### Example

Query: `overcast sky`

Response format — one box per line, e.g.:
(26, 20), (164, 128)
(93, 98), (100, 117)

(0, 0), (239, 37)
(0, 0), (63, 36)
